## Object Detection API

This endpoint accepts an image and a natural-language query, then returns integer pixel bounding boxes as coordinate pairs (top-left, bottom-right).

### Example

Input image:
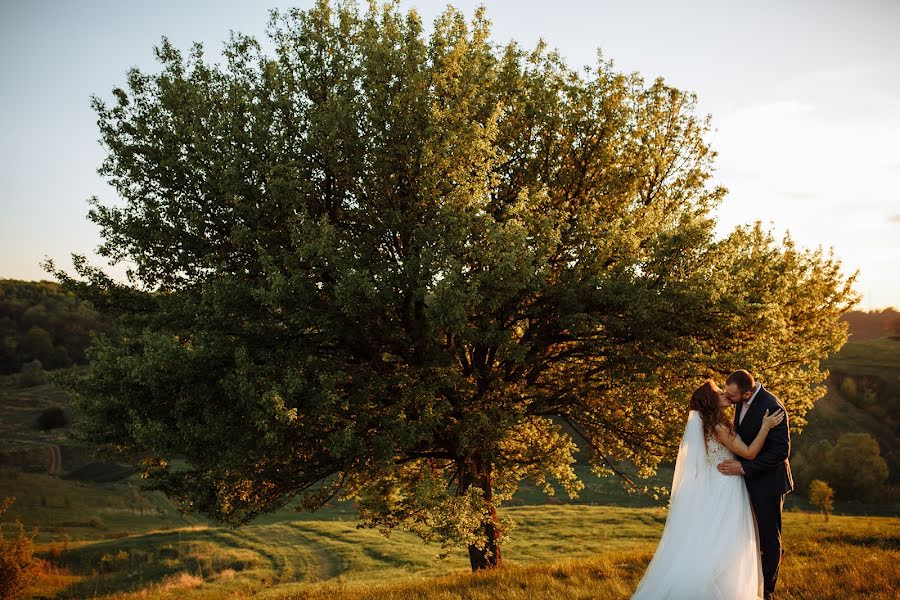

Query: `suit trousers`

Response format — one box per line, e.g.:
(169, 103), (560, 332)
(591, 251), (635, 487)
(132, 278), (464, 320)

(749, 490), (785, 600)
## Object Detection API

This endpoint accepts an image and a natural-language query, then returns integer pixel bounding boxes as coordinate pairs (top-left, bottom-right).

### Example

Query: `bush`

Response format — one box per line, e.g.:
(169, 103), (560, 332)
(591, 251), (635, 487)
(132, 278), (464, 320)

(19, 327), (52, 365)
(47, 346), (71, 370)
(0, 496), (39, 599)
(793, 434), (889, 503)
(18, 360), (46, 387)
(36, 406), (68, 430)
(789, 439), (833, 493)
(839, 376), (858, 400)
(808, 479), (834, 521)
(827, 433), (889, 502)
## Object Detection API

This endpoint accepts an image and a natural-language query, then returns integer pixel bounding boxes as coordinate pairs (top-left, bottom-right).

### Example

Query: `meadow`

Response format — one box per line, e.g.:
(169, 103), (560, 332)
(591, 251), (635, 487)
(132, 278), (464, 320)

(2, 334), (899, 599)
(2, 464), (898, 599)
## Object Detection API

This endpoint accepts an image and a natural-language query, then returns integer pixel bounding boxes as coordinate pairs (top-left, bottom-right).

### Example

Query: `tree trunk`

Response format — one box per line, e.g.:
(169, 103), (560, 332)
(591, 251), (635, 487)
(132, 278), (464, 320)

(459, 453), (503, 571)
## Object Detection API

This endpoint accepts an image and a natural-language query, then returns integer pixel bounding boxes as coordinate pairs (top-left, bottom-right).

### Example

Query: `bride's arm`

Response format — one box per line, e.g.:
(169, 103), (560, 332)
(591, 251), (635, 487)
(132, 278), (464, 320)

(715, 409), (784, 460)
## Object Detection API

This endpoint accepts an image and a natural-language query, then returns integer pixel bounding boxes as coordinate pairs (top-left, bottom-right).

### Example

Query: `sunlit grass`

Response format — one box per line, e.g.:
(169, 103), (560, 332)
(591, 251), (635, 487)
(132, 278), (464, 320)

(17, 505), (898, 599)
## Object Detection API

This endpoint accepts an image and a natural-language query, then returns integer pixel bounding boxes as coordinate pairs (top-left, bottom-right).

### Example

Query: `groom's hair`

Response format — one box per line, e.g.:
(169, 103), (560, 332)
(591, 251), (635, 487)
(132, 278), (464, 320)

(726, 369), (755, 393)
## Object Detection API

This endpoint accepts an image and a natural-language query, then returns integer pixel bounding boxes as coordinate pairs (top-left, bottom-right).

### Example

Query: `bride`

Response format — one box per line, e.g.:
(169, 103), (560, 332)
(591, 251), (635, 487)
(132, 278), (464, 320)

(631, 379), (784, 600)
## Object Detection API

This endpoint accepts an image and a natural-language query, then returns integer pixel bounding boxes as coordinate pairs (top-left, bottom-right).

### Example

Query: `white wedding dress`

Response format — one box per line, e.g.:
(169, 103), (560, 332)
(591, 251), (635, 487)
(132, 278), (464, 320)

(631, 410), (764, 600)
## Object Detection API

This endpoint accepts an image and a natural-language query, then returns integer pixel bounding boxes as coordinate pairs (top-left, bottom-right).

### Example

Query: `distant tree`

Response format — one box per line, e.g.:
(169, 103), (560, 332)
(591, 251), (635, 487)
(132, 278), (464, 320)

(0, 316), (20, 373)
(19, 327), (53, 365)
(21, 305), (50, 331)
(827, 433), (889, 502)
(839, 376), (858, 401)
(47, 346), (72, 370)
(808, 479), (834, 521)
(37, 407), (69, 431)
(790, 438), (830, 493)
(47, 0), (858, 570)
(0, 497), (39, 599)
(18, 360), (46, 388)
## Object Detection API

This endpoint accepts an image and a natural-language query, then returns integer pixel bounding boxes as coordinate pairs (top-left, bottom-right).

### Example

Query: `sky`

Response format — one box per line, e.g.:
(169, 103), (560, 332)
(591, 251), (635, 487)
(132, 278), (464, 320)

(1, 0), (898, 309)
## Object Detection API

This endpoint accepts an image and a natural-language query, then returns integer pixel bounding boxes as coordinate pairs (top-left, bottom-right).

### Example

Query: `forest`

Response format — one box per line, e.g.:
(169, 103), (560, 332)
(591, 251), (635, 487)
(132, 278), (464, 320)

(0, 279), (113, 374)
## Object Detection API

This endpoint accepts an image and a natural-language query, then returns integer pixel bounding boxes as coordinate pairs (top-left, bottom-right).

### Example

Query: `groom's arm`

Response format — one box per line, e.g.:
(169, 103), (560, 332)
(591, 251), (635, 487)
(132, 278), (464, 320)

(737, 404), (789, 478)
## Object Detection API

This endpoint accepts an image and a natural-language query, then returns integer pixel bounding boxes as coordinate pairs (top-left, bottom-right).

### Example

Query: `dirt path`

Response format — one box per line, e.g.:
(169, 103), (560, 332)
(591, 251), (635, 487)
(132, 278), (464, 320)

(307, 541), (341, 581)
(47, 444), (62, 476)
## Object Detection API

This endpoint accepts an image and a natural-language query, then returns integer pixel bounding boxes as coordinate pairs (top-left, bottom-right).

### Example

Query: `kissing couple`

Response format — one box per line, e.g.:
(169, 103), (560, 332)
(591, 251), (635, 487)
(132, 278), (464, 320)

(632, 369), (794, 600)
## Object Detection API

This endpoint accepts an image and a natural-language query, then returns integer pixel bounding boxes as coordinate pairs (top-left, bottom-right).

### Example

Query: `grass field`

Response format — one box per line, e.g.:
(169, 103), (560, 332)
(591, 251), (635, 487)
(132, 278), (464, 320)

(9, 502), (898, 599)
(3, 468), (898, 599)
(824, 336), (900, 381)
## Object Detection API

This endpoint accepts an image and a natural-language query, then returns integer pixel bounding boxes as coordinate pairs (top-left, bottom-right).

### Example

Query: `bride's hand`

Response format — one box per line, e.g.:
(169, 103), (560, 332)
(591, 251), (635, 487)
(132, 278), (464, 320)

(761, 408), (785, 430)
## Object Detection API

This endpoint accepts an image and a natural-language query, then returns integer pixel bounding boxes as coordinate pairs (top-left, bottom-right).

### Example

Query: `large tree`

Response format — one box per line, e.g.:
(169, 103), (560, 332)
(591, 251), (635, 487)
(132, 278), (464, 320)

(47, 0), (856, 570)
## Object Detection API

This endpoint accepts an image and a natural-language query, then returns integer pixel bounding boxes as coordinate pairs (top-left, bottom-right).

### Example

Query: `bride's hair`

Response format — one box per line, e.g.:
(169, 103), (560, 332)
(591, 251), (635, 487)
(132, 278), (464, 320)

(689, 379), (734, 447)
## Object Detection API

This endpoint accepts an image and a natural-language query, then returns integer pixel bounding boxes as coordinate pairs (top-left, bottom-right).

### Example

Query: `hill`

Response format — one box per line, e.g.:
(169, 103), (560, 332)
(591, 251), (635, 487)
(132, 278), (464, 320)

(841, 308), (900, 341)
(0, 279), (114, 374)
(816, 337), (900, 480)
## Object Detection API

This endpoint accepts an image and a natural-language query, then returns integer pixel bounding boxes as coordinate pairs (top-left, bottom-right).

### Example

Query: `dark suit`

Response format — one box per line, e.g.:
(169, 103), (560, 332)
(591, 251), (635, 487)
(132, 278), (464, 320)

(735, 385), (793, 600)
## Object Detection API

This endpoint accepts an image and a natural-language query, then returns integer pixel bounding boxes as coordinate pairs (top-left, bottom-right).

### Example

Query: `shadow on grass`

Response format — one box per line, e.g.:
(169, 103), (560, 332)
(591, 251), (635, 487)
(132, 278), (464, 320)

(818, 532), (900, 551)
(42, 527), (259, 598)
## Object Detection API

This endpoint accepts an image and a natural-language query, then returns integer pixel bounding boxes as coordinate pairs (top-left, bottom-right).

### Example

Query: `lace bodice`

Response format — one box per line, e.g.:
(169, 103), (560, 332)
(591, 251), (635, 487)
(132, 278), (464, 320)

(705, 435), (734, 466)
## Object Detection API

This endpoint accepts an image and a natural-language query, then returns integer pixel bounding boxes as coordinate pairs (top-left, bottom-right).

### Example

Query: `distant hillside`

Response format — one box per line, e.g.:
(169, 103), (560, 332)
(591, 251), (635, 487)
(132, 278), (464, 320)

(842, 308), (900, 340)
(824, 337), (899, 441)
(793, 385), (900, 483)
(791, 336), (900, 489)
(0, 279), (114, 374)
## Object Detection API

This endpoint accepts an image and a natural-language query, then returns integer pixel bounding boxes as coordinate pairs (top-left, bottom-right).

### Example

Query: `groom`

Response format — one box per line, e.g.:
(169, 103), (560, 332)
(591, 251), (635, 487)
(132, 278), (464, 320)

(718, 369), (793, 600)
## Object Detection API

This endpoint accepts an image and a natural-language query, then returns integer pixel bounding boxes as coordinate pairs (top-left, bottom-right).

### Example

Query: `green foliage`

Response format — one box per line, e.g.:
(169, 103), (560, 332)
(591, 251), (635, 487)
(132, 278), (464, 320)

(19, 327), (53, 365)
(0, 280), (113, 374)
(99, 549), (130, 572)
(794, 433), (889, 502)
(827, 433), (889, 502)
(36, 406), (69, 431)
(47, 0), (857, 566)
(0, 497), (39, 599)
(791, 439), (833, 493)
(808, 479), (834, 521)
(18, 360), (47, 387)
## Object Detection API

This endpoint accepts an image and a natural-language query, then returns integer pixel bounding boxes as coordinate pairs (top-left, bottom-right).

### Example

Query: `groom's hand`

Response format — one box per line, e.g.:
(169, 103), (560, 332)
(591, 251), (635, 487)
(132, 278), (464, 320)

(717, 459), (744, 476)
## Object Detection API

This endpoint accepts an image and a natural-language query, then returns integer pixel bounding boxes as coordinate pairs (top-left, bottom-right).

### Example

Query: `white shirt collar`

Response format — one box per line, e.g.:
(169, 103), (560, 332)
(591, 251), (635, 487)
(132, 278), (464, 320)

(745, 382), (762, 406)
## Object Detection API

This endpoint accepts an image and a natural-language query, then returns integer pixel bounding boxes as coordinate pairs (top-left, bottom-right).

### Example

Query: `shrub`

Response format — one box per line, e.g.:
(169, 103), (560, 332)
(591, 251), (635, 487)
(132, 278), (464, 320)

(47, 346), (71, 370)
(808, 479), (834, 521)
(36, 406), (68, 430)
(0, 496), (39, 599)
(18, 360), (46, 387)
(827, 433), (889, 502)
(839, 376), (857, 400)
(19, 327), (52, 365)
(793, 434), (888, 503)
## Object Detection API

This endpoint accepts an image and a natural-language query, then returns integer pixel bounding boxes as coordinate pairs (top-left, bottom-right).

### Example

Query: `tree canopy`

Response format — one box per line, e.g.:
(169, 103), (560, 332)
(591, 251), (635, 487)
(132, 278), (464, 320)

(47, 0), (857, 570)
(0, 279), (113, 374)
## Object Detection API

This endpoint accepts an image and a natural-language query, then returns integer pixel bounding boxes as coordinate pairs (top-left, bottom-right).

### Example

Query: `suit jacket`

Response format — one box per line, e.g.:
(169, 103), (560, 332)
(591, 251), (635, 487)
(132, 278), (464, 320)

(734, 385), (794, 496)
